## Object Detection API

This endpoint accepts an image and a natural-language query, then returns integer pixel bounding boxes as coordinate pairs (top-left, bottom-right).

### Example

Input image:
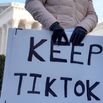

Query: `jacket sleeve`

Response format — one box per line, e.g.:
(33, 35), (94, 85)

(76, 0), (98, 32)
(25, 0), (57, 29)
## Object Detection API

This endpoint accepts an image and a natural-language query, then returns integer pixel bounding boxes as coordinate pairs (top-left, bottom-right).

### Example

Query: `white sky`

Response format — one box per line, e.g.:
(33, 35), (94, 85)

(93, 0), (103, 23)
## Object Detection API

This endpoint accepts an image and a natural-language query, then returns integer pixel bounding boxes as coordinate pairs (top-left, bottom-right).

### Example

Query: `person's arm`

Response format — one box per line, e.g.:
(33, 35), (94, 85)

(70, 0), (98, 45)
(25, 0), (69, 45)
(25, 0), (57, 29)
(76, 0), (98, 33)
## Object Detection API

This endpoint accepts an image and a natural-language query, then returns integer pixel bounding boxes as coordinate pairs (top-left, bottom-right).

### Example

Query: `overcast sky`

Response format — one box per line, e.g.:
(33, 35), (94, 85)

(0, 0), (103, 23)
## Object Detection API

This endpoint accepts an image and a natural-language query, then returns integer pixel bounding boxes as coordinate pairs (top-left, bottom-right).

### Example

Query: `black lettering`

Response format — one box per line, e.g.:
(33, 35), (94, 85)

(50, 41), (67, 63)
(4, 100), (6, 103)
(27, 73), (42, 94)
(70, 44), (84, 65)
(28, 37), (47, 62)
(74, 80), (85, 96)
(45, 77), (57, 97)
(86, 80), (100, 101)
(14, 73), (27, 95)
(60, 77), (72, 97)
(88, 44), (102, 65)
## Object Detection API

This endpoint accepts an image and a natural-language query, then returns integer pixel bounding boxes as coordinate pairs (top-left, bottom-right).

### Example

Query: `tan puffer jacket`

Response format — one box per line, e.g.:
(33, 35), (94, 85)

(25, 0), (98, 32)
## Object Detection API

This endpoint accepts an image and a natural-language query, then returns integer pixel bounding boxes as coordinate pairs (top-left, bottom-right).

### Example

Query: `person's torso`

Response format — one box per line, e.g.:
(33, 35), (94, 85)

(44, 0), (89, 28)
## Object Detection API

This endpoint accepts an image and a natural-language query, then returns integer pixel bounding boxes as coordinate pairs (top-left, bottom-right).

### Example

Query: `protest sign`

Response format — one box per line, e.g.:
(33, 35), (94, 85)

(0, 28), (103, 103)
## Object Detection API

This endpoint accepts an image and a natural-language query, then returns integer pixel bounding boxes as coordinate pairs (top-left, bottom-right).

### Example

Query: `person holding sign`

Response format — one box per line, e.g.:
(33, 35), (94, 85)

(25, 0), (98, 45)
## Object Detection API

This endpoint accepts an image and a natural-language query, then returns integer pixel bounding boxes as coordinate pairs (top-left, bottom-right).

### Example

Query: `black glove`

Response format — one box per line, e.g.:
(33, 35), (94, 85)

(70, 26), (87, 45)
(49, 22), (69, 45)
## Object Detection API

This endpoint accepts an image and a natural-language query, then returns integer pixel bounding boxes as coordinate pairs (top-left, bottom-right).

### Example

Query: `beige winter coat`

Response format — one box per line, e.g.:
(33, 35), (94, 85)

(25, 0), (98, 32)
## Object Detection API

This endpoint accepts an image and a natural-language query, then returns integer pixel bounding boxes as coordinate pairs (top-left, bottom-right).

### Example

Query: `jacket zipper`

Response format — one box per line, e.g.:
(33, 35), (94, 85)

(73, 0), (77, 26)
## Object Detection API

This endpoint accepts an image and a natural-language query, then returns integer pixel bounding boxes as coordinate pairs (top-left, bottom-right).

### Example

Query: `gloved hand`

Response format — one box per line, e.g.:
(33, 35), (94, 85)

(49, 22), (69, 45)
(70, 26), (87, 45)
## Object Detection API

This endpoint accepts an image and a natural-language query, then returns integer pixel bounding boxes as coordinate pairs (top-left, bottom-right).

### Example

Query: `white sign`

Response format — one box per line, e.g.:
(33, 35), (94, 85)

(0, 28), (103, 103)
